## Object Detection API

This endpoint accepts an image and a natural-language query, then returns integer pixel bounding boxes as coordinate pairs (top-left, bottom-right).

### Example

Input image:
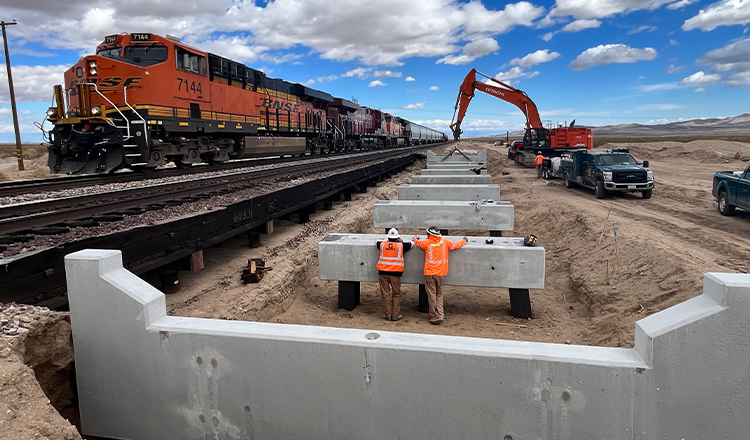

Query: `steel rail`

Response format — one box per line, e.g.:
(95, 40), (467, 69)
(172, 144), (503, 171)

(0, 143), (445, 198)
(0, 146), (427, 235)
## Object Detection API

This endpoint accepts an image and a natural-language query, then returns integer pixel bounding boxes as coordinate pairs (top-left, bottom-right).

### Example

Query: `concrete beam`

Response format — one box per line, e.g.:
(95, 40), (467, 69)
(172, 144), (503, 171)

(318, 233), (541, 288)
(427, 150), (486, 164)
(412, 175), (492, 184)
(373, 200), (513, 231)
(65, 250), (750, 440)
(426, 163), (483, 169)
(398, 184), (500, 201)
(420, 168), (487, 175)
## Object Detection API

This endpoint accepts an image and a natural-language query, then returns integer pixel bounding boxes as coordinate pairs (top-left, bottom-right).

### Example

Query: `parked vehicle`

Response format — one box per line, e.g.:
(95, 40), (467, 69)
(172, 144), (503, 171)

(559, 148), (654, 199)
(712, 161), (750, 215)
(507, 140), (523, 159)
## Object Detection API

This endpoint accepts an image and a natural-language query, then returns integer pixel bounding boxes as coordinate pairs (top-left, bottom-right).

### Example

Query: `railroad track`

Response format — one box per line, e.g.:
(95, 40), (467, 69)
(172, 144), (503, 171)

(0, 145), (433, 198)
(0, 146), (429, 238)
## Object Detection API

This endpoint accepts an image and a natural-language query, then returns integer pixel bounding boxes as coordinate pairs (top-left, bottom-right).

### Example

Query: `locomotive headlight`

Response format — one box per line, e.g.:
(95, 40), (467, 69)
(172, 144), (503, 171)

(88, 60), (98, 76)
(89, 61), (97, 68)
(89, 68), (97, 76)
(647, 170), (654, 181)
(46, 107), (58, 117)
(602, 171), (613, 182)
(91, 106), (102, 116)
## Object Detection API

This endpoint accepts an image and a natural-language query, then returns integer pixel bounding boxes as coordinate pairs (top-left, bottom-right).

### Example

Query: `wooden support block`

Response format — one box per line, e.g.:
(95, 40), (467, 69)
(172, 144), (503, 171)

(419, 284), (429, 313)
(248, 232), (261, 248)
(344, 192), (352, 201)
(338, 281), (360, 311)
(190, 250), (204, 272)
(265, 220), (274, 235)
(324, 200), (334, 211)
(159, 270), (180, 294)
(509, 289), (532, 319)
(297, 211), (310, 224)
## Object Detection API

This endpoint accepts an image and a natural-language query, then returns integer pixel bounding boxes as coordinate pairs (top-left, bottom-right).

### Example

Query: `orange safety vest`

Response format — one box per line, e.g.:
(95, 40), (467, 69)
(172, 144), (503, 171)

(535, 155), (544, 166)
(376, 241), (405, 272)
(413, 236), (466, 276)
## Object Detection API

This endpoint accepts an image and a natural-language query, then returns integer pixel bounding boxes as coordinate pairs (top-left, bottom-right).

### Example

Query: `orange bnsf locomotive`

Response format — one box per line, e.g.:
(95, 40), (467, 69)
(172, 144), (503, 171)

(40, 33), (447, 174)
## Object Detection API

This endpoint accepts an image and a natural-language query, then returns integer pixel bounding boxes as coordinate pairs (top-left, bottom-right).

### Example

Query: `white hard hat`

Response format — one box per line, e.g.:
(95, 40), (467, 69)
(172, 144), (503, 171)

(387, 228), (400, 239)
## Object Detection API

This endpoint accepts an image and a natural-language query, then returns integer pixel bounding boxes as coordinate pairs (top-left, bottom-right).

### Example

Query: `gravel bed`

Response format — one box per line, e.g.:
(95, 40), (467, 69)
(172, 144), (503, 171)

(0, 302), (52, 337)
(0, 154), (413, 259)
(0, 151), (396, 206)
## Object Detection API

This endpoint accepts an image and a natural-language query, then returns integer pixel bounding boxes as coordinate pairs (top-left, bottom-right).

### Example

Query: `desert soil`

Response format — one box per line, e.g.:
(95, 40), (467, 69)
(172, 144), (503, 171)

(163, 139), (750, 347)
(3, 139), (750, 439)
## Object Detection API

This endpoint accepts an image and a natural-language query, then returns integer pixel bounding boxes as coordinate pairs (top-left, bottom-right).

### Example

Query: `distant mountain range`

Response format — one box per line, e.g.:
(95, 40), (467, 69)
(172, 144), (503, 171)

(591, 113), (750, 137)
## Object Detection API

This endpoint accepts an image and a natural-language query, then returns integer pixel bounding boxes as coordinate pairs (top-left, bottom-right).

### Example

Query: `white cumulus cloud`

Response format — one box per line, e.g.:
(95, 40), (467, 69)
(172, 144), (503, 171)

(429, 86), (439, 90)
(493, 66), (539, 83)
(679, 71), (722, 85)
(666, 64), (684, 74)
(541, 18), (600, 40)
(373, 70), (402, 78)
(0, 65), (70, 103)
(628, 25), (657, 34)
(693, 87), (706, 92)
(405, 76), (416, 81)
(570, 44), (657, 70)
(402, 103), (425, 109)
(683, 0), (750, 31)
(667, 0), (698, 9)
(437, 37), (500, 65)
(550, 0), (675, 19)
(343, 67), (373, 79)
(369, 80), (386, 87)
(510, 49), (561, 68)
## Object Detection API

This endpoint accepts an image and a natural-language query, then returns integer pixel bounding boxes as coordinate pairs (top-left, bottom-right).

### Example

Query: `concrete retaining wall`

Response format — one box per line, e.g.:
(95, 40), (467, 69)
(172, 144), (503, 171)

(397, 184), (500, 201)
(67, 249), (750, 440)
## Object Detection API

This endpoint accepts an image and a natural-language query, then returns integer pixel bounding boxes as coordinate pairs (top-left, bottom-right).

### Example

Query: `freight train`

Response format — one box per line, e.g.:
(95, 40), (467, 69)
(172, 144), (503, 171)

(39, 33), (447, 174)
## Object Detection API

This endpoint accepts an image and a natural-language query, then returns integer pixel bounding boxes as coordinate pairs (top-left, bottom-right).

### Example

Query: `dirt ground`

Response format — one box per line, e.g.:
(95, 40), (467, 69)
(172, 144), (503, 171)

(3, 139), (750, 439)
(163, 139), (750, 347)
(0, 146), (51, 182)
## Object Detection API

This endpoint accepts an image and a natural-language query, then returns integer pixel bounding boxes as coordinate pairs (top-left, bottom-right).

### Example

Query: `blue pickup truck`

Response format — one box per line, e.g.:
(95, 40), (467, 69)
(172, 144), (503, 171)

(712, 161), (750, 216)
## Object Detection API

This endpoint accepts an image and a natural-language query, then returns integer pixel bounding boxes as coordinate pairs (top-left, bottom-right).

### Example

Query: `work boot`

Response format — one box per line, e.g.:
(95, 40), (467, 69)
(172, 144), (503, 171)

(383, 314), (391, 321)
(392, 314), (403, 322)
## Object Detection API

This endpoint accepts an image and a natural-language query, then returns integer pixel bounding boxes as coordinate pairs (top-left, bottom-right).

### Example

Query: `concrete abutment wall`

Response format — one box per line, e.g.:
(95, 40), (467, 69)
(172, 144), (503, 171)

(66, 249), (750, 440)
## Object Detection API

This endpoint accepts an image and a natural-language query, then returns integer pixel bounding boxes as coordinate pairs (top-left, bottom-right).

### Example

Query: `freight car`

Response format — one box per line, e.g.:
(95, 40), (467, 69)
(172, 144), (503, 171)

(39, 33), (447, 174)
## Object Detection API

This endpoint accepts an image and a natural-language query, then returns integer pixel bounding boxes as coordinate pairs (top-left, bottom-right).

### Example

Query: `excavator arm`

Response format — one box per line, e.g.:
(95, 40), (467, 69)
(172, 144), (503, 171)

(450, 69), (544, 141)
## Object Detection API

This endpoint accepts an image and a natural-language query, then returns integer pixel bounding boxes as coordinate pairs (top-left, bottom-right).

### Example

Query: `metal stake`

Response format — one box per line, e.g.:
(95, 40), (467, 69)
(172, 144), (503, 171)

(1, 20), (23, 171)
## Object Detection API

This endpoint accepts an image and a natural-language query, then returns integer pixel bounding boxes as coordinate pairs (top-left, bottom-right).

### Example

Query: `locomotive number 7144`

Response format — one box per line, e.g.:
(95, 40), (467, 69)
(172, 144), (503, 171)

(177, 77), (202, 95)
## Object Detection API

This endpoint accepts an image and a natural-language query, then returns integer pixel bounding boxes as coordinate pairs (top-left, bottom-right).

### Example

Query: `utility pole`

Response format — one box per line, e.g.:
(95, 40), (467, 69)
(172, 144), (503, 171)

(1, 20), (23, 171)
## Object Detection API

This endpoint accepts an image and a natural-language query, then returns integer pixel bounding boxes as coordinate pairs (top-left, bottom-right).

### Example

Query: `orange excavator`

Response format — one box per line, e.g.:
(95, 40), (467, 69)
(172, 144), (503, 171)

(450, 69), (592, 167)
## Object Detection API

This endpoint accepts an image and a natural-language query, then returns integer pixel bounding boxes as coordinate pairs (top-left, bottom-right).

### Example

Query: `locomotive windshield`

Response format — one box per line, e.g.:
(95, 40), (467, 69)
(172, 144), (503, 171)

(96, 45), (168, 67)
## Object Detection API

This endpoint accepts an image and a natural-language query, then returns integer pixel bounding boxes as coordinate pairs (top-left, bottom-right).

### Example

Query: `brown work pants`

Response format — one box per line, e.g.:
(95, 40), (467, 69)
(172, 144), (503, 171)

(423, 275), (445, 320)
(379, 275), (402, 318)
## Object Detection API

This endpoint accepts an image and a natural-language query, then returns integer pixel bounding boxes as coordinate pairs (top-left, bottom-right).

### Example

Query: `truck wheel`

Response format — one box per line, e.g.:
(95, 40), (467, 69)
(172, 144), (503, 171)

(564, 173), (575, 188)
(642, 189), (652, 199)
(595, 180), (605, 199)
(718, 190), (736, 216)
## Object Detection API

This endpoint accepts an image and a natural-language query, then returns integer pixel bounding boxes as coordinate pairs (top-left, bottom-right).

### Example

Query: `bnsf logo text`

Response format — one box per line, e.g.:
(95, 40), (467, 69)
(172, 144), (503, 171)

(68, 77), (143, 94)
(262, 99), (299, 112)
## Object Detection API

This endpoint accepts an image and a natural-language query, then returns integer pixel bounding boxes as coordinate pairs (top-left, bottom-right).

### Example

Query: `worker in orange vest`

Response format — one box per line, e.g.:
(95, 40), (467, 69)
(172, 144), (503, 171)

(376, 228), (413, 321)
(535, 151), (544, 178)
(412, 226), (468, 324)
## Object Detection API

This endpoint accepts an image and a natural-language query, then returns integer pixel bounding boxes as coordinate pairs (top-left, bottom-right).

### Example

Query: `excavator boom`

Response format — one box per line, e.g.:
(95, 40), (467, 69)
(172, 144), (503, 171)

(450, 69), (544, 141)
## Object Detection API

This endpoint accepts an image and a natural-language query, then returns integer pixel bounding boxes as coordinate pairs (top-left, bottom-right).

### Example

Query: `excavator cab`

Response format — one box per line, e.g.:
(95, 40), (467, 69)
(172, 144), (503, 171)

(523, 127), (551, 150)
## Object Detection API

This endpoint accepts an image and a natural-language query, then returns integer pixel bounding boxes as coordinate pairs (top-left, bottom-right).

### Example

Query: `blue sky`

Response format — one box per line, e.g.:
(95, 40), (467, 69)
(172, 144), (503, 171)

(1, 0), (750, 142)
